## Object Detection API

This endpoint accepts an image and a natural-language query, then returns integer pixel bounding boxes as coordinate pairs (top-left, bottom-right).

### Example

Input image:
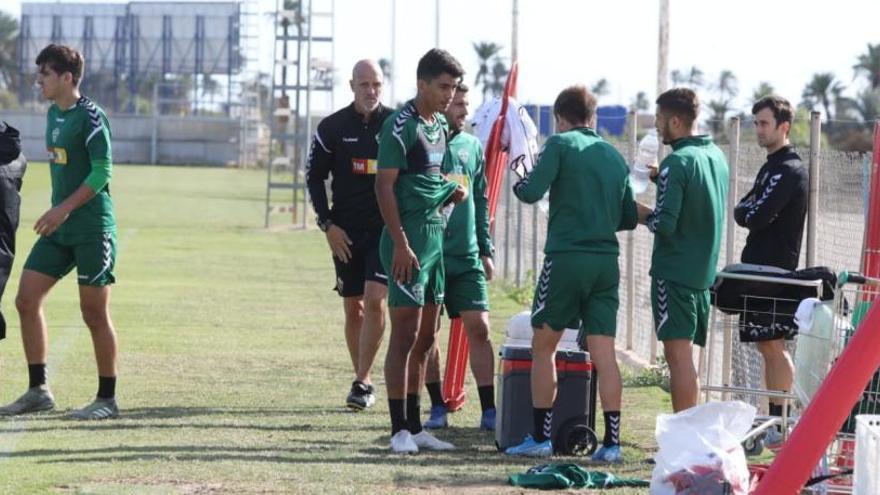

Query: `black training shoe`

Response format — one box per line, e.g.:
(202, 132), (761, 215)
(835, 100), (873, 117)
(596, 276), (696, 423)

(346, 381), (375, 411)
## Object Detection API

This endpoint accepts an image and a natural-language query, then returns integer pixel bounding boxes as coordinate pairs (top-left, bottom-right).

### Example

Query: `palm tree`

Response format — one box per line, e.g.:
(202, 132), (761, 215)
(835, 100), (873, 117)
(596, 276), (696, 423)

(714, 70), (738, 101)
(802, 72), (846, 128)
(686, 66), (704, 88)
(591, 78), (610, 97)
(473, 41), (503, 101)
(853, 43), (880, 90)
(850, 88), (880, 123)
(670, 69), (685, 86)
(751, 82), (775, 104)
(489, 57), (508, 98)
(631, 91), (649, 112)
(707, 99), (731, 135)
(378, 58), (393, 81)
(0, 12), (19, 92)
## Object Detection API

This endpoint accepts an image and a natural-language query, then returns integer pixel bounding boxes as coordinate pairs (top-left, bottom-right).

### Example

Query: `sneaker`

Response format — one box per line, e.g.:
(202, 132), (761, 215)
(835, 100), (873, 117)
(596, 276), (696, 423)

(479, 408), (496, 431)
(0, 386), (55, 416)
(764, 429), (785, 450)
(505, 434), (552, 457)
(346, 381), (375, 411)
(67, 398), (119, 420)
(412, 430), (455, 451)
(390, 429), (419, 454)
(591, 444), (623, 463)
(424, 404), (448, 429)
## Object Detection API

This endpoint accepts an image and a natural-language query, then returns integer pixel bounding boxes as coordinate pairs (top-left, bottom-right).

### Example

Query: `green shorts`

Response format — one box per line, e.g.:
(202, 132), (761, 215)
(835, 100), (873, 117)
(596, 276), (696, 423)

(530, 253), (619, 336)
(443, 253), (489, 318)
(380, 222), (445, 307)
(24, 232), (117, 286)
(651, 277), (710, 346)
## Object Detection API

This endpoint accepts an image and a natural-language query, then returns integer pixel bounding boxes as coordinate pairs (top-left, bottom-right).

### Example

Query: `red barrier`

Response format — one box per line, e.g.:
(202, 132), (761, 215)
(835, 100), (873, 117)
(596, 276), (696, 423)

(442, 63), (519, 411)
(752, 298), (880, 494)
(862, 122), (880, 277)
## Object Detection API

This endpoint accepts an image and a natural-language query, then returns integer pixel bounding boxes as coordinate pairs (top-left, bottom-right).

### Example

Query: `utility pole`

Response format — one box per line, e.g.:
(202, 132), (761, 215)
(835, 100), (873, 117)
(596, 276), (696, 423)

(511, 0), (519, 64)
(657, 0), (670, 96)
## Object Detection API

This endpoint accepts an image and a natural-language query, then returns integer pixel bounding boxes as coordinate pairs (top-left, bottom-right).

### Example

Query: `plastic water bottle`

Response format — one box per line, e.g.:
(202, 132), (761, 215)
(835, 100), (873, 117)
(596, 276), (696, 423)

(631, 130), (658, 194)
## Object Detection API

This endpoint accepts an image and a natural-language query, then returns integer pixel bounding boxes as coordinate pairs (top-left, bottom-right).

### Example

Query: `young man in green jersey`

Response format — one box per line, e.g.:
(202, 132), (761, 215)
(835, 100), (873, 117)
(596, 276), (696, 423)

(637, 88), (729, 412)
(375, 49), (467, 453)
(418, 83), (497, 431)
(505, 86), (638, 459)
(0, 44), (120, 420)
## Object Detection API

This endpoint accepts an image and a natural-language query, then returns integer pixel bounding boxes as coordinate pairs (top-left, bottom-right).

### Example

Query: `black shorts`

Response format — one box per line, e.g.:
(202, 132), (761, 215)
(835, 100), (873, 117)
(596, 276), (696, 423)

(739, 311), (797, 342)
(332, 228), (387, 297)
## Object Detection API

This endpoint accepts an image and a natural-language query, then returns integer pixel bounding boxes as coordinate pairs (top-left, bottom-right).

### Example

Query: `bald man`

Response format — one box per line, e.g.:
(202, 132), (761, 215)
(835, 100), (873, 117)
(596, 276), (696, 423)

(306, 60), (393, 410)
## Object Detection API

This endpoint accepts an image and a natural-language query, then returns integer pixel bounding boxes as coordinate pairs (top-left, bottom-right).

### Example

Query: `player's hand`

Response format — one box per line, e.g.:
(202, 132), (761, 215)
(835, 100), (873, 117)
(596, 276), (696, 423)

(392, 242), (419, 284)
(34, 206), (70, 237)
(450, 183), (468, 204)
(648, 162), (660, 179)
(481, 256), (495, 281)
(325, 225), (353, 263)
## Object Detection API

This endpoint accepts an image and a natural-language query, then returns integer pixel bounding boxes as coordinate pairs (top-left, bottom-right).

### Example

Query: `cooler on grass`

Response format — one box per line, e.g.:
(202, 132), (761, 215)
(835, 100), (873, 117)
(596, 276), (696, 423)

(495, 312), (598, 455)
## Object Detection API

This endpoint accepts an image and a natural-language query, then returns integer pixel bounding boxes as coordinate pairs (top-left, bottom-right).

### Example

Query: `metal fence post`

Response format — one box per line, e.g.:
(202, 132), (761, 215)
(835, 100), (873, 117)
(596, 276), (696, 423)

(807, 111), (821, 267)
(503, 172), (511, 280)
(722, 116), (741, 391)
(625, 110), (637, 351)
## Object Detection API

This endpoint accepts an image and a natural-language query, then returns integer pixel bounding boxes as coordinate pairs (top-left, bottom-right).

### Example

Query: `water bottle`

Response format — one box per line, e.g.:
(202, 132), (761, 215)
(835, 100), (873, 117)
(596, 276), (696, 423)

(631, 130), (658, 194)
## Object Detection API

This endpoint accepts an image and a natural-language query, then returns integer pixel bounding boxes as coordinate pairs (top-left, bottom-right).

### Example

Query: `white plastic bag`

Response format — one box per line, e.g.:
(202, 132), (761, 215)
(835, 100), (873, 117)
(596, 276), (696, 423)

(650, 401), (756, 494)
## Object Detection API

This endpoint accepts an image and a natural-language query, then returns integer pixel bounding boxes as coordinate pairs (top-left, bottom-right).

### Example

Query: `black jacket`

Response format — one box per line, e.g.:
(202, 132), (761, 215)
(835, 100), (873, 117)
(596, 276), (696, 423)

(305, 103), (392, 232)
(0, 122), (26, 340)
(734, 145), (808, 270)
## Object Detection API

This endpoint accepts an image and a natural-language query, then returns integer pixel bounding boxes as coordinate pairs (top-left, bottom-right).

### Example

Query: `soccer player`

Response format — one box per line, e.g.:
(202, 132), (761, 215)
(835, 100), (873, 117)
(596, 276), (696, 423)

(734, 95), (807, 446)
(637, 87), (729, 413)
(0, 44), (120, 419)
(375, 48), (466, 453)
(419, 83), (497, 431)
(306, 60), (393, 410)
(504, 86), (638, 459)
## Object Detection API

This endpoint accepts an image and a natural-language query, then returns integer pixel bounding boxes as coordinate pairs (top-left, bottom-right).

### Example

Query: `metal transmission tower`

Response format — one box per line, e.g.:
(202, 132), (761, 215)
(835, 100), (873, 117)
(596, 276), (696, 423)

(264, 0), (335, 228)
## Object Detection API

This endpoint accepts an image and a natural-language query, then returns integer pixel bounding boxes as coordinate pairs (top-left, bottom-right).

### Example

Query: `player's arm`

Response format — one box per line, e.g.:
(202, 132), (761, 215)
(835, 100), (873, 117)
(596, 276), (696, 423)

(35, 115), (111, 237)
(619, 174), (639, 231)
(737, 166), (802, 231)
(512, 136), (561, 204)
(643, 157), (686, 236)
(472, 145), (495, 279)
(375, 121), (419, 283)
(305, 122), (354, 262)
(733, 183), (757, 227)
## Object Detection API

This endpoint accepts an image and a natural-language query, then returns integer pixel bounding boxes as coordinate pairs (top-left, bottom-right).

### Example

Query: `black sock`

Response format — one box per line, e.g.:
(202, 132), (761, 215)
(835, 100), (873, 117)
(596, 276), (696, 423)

(425, 381), (444, 409)
(28, 364), (47, 388)
(389, 399), (406, 435)
(478, 385), (495, 412)
(406, 394), (422, 435)
(603, 411), (621, 447)
(533, 407), (553, 443)
(97, 376), (116, 399)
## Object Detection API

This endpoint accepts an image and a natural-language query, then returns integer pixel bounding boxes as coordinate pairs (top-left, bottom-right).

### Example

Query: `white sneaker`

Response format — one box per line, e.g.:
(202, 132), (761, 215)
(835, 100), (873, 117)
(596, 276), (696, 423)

(412, 430), (455, 451)
(390, 430), (419, 454)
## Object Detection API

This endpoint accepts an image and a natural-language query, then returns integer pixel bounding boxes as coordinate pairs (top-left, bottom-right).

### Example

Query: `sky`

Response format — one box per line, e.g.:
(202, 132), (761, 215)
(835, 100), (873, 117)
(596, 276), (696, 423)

(4, 0), (879, 117)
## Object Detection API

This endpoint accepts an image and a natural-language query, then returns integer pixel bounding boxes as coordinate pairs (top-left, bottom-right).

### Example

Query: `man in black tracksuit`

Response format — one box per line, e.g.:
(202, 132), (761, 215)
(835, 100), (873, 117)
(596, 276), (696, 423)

(733, 96), (807, 440)
(0, 122), (26, 344)
(306, 60), (393, 411)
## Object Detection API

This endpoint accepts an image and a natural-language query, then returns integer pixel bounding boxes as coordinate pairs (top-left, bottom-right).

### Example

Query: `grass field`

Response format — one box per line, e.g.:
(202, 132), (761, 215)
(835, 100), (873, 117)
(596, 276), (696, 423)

(0, 164), (668, 494)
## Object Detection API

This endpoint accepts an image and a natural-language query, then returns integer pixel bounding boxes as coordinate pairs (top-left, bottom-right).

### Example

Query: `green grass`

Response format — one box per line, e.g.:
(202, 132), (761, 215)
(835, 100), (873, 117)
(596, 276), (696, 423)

(0, 164), (668, 494)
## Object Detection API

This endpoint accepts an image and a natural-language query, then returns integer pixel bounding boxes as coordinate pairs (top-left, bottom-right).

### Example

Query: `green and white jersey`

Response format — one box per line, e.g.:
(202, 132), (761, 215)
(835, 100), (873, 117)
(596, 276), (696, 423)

(377, 99), (458, 227)
(513, 127), (637, 255)
(441, 131), (492, 258)
(45, 96), (116, 241)
(647, 135), (729, 290)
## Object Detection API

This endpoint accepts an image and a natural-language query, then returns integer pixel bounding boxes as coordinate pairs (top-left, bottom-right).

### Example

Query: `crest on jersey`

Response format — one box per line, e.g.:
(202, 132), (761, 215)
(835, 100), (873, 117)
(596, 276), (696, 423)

(457, 149), (469, 163)
(52, 127), (60, 143)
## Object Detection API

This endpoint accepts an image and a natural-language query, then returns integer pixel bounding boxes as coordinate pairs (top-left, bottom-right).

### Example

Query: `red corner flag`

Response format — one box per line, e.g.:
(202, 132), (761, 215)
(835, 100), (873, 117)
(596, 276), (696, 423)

(443, 62), (519, 411)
